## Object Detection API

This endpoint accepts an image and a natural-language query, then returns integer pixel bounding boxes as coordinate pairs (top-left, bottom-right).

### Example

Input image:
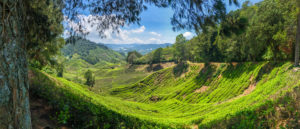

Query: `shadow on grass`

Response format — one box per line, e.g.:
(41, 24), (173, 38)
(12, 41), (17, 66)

(254, 61), (285, 82)
(218, 61), (285, 81)
(194, 63), (217, 86)
(220, 63), (256, 79)
(173, 62), (189, 77)
(146, 64), (163, 72)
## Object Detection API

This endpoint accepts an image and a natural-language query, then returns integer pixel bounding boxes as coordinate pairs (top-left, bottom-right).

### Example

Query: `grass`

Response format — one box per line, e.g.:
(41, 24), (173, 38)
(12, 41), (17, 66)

(63, 57), (151, 93)
(30, 61), (300, 128)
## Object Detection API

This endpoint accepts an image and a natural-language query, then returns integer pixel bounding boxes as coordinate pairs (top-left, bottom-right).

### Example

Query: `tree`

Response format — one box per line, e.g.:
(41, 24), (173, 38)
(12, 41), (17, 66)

(126, 51), (142, 64)
(169, 0), (238, 33)
(56, 63), (64, 77)
(295, 1), (300, 66)
(241, 0), (297, 61)
(213, 0), (297, 62)
(127, 53), (138, 64)
(195, 28), (224, 62)
(254, 0), (287, 60)
(84, 70), (95, 87)
(168, 0), (299, 65)
(152, 48), (163, 63)
(0, 0), (64, 128)
(174, 34), (187, 63)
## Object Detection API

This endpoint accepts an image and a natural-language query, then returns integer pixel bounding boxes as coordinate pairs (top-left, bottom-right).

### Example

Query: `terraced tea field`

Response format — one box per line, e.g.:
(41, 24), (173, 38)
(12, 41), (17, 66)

(30, 62), (300, 128)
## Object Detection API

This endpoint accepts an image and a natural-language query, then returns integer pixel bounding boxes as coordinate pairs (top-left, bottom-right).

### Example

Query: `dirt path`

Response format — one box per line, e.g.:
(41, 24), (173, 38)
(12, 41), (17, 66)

(194, 86), (209, 93)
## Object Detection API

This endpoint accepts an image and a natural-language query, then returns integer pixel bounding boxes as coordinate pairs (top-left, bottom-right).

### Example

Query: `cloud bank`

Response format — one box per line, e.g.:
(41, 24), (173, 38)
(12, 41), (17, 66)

(64, 15), (170, 44)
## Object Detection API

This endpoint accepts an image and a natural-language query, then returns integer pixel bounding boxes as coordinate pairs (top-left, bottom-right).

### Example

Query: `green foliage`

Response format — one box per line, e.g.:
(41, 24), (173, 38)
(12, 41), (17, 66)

(56, 63), (64, 77)
(62, 37), (125, 65)
(172, 62), (189, 77)
(174, 34), (188, 63)
(136, 0), (298, 63)
(56, 105), (71, 124)
(84, 70), (95, 87)
(136, 46), (175, 64)
(26, 0), (65, 69)
(111, 62), (300, 127)
(126, 51), (143, 64)
(247, 0), (295, 60)
(216, 0), (297, 61)
(63, 56), (150, 92)
(29, 69), (170, 128)
(152, 48), (163, 63)
(219, 10), (248, 37)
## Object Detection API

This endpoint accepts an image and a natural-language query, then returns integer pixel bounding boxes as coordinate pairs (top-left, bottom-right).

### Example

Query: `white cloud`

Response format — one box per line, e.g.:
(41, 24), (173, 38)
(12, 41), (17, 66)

(149, 38), (163, 43)
(149, 32), (161, 37)
(85, 26), (148, 44)
(64, 15), (172, 44)
(64, 15), (123, 37)
(131, 26), (146, 33)
(183, 32), (193, 39)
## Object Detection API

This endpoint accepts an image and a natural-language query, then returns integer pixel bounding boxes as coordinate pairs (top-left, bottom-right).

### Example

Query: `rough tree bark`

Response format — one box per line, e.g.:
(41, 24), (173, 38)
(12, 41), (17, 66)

(0, 0), (32, 128)
(295, 6), (300, 66)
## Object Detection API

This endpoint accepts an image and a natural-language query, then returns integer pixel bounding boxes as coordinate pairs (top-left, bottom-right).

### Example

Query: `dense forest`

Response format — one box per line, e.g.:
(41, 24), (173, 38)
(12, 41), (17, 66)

(0, 0), (299, 129)
(133, 0), (298, 64)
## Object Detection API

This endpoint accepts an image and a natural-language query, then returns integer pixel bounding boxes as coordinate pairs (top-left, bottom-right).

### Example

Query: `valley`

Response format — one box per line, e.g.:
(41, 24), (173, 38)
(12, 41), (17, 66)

(1, 0), (300, 128)
(29, 55), (300, 128)
(29, 23), (300, 128)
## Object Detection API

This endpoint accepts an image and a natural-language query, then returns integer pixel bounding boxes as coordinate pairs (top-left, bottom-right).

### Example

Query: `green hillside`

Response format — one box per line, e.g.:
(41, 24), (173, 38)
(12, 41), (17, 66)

(110, 62), (300, 127)
(30, 62), (300, 128)
(3, 0), (300, 128)
(62, 53), (153, 92)
(59, 37), (150, 92)
(62, 37), (125, 65)
(29, 68), (165, 128)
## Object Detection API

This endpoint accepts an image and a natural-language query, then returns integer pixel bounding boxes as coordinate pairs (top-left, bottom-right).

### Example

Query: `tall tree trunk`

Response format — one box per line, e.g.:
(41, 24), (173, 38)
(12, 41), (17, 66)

(295, 2), (300, 66)
(0, 0), (32, 128)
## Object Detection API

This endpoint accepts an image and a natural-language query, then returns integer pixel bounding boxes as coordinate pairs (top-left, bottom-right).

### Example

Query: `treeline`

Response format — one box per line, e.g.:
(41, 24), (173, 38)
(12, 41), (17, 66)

(129, 0), (298, 64)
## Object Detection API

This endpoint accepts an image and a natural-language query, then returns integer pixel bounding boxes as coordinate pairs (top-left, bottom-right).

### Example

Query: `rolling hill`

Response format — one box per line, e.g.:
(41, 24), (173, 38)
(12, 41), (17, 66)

(30, 61), (300, 128)
(62, 37), (125, 65)
(61, 38), (175, 92)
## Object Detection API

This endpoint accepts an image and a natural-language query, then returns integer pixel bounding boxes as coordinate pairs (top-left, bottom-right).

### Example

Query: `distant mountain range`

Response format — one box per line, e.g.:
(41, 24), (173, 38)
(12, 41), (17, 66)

(105, 43), (172, 55)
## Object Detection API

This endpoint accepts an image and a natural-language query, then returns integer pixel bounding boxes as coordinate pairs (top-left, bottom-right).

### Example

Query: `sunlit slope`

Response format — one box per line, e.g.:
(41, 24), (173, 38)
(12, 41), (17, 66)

(63, 58), (151, 92)
(29, 68), (169, 128)
(30, 62), (300, 128)
(111, 62), (286, 103)
(111, 62), (300, 126)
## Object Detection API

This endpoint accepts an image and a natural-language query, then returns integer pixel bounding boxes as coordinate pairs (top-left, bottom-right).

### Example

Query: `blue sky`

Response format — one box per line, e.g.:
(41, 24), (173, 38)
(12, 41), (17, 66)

(70, 0), (263, 44)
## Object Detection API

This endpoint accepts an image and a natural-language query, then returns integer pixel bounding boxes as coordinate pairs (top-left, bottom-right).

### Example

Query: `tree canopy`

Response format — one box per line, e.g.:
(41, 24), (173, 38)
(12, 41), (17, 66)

(135, 0), (298, 64)
(126, 51), (142, 64)
(174, 34), (188, 63)
(152, 48), (163, 63)
(84, 70), (95, 87)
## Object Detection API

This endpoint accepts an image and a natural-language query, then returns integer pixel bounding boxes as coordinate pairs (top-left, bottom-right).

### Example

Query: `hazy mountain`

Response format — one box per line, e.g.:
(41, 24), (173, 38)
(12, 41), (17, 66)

(105, 43), (172, 55)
